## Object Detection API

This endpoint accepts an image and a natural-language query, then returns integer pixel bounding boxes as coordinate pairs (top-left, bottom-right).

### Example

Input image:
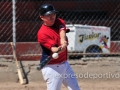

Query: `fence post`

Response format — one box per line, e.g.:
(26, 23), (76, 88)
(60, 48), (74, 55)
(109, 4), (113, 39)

(12, 0), (16, 52)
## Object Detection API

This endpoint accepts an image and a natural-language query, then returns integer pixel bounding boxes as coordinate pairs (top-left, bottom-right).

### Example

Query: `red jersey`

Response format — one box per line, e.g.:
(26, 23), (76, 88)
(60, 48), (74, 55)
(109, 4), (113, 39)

(37, 18), (69, 64)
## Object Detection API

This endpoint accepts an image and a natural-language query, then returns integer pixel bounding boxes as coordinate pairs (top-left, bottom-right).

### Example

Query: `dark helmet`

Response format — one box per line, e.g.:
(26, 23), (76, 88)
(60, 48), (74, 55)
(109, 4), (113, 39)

(39, 4), (57, 16)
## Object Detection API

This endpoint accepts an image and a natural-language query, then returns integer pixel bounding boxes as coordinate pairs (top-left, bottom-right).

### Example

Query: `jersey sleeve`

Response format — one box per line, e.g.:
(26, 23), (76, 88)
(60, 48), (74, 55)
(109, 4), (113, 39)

(37, 33), (57, 50)
(58, 18), (70, 33)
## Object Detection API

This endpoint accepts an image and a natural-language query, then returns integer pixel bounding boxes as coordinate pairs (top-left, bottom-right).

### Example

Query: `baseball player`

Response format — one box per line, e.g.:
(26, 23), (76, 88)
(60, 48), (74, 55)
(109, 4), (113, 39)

(37, 4), (80, 90)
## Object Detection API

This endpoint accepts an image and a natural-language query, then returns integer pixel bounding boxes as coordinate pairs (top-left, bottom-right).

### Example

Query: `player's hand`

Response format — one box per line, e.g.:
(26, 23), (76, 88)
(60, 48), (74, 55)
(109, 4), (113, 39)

(58, 45), (66, 53)
(60, 40), (68, 49)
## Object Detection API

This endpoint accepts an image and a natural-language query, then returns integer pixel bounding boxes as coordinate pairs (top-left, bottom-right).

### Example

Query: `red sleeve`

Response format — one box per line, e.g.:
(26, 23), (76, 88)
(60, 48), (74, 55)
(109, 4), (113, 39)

(58, 18), (70, 33)
(37, 33), (57, 50)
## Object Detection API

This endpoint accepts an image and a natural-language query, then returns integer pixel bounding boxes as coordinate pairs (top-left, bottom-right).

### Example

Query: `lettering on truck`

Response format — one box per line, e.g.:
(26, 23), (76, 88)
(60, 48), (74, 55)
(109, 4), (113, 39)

(78, 32), (101, 43)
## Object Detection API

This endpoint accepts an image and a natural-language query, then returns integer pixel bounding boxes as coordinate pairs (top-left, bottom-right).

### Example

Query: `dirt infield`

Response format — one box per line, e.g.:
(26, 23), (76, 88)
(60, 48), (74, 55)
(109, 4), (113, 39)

(0, 80), (120, 90)
(0, 57), (120, 90)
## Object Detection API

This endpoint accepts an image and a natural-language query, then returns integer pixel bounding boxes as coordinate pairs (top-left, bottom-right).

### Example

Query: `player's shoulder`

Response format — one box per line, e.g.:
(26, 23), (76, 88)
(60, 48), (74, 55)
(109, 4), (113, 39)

(57, 18), (64, 21)
(37, 29), (47, 37)
(37, 25), (46, 34)
(38, 24), (46, 31)
(56, 18), (65, 23)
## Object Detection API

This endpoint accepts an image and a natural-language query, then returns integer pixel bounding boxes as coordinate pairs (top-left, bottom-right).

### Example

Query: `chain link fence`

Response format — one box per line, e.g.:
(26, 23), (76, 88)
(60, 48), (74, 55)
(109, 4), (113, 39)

(0, 0), (120, 60)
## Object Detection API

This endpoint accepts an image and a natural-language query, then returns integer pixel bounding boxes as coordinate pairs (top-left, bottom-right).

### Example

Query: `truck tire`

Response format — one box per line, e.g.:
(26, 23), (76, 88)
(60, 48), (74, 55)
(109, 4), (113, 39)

(86, 45), (102, 57)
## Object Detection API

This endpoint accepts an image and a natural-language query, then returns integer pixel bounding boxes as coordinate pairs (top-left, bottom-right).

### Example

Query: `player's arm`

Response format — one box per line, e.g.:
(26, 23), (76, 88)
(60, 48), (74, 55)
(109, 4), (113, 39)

(38, 33), (65, 53)
(51, 45), (65, 53)
(60, 30), (67, 44)
(59, 19), (70, 49)
(60, 29), (68, 49)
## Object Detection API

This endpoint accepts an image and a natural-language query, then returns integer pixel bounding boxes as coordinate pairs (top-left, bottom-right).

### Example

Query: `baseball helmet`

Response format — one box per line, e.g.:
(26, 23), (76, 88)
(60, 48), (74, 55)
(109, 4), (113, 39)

(39, 4), (57, 16)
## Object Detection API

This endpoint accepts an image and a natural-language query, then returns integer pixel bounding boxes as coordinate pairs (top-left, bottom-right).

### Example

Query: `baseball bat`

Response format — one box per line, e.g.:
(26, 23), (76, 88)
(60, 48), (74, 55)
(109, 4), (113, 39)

(37, 48), (61, 70)
(11, 42), (26, 85)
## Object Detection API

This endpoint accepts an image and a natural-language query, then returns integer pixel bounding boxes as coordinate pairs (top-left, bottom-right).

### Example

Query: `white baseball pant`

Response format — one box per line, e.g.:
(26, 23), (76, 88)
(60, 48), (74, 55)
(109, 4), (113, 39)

(41, 61), (80, 90)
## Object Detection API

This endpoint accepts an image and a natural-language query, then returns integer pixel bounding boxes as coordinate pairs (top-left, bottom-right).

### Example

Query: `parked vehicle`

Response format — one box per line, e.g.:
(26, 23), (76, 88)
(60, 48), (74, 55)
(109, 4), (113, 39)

(66, 24), (110, 57)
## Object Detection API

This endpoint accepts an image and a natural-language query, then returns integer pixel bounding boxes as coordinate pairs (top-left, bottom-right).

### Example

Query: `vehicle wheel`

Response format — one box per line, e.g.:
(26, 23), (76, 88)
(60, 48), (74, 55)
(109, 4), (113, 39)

(86, 45), (102, 57)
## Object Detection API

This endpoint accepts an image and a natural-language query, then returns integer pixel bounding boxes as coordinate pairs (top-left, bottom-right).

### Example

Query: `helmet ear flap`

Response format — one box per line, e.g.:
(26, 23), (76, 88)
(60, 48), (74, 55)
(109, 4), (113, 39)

(39, 4), (57, 16)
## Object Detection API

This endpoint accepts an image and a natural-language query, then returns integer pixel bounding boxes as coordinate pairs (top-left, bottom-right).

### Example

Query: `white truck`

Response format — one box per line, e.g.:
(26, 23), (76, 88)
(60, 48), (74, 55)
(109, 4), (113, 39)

(66, 24), (110, 57)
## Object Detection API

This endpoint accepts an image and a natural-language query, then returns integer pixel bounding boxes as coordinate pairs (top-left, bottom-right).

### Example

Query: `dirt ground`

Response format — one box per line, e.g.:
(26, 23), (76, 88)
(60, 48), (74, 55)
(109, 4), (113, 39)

(1, 57), (120, 90)
(0, 80), (120, 90)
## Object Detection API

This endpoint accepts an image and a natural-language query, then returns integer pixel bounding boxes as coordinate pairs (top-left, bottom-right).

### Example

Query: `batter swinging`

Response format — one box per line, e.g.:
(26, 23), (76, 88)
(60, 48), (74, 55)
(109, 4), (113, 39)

(37, 4), (81, 90)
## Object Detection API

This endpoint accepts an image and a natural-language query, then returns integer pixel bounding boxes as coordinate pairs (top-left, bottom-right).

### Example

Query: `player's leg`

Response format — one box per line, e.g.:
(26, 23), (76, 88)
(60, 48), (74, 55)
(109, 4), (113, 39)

(63, 61), (80, 90)
(41, 64), (65, 90)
